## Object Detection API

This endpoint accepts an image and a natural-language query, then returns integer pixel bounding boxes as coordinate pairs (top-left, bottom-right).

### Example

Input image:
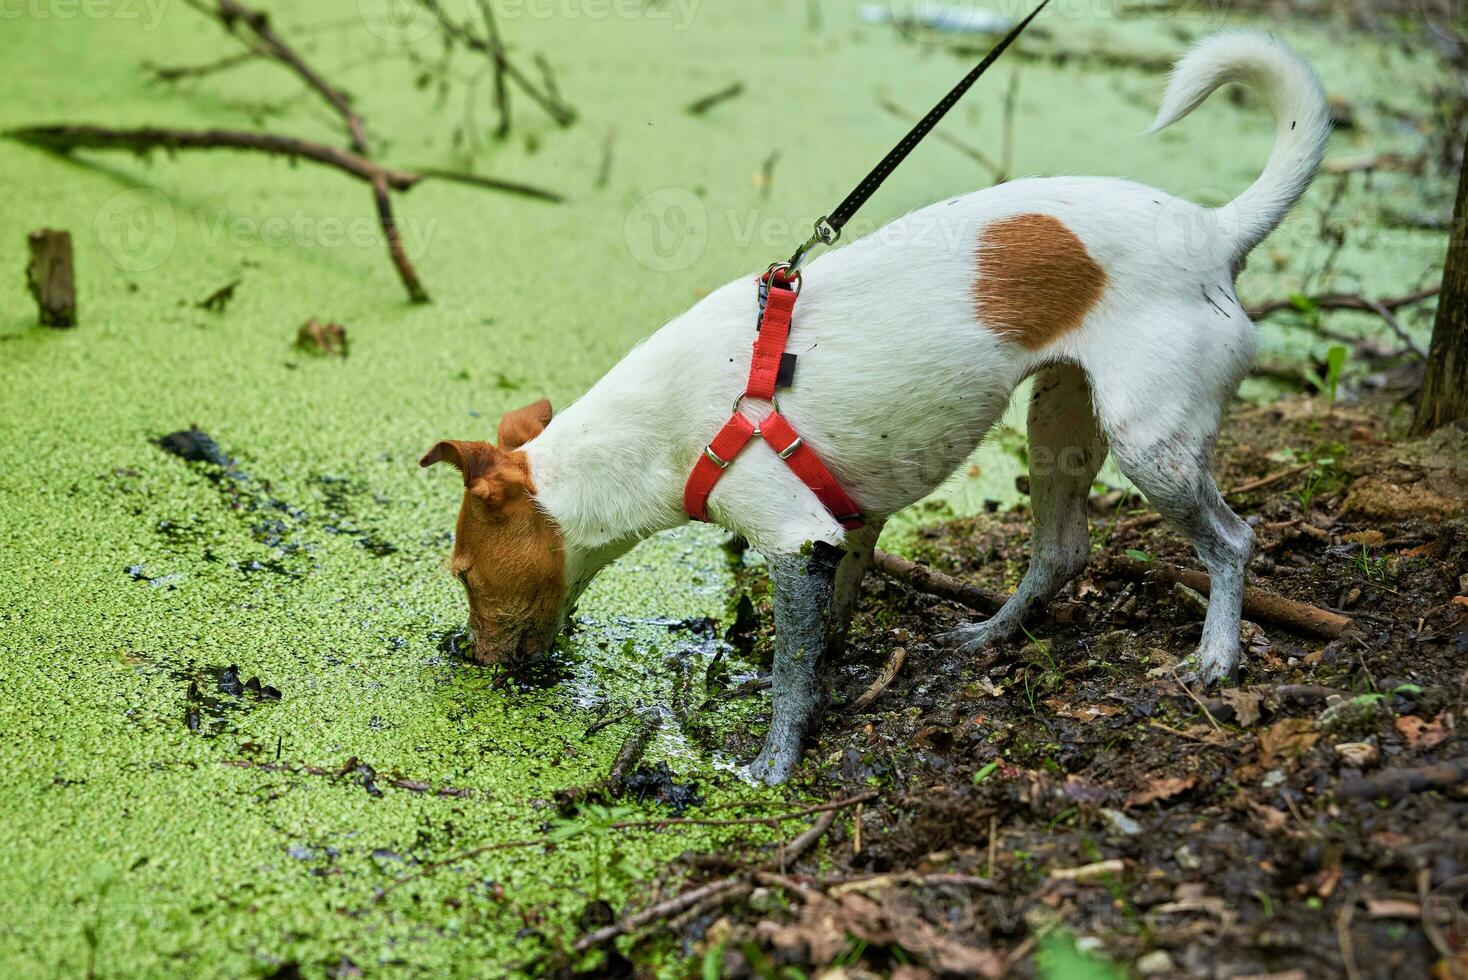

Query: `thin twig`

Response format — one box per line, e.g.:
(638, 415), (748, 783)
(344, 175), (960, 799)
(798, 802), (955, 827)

(610, 789), (878, 831)
(1245, 286), (1439, 321)
(1361, 298), (1427, 359)
(8, 124), (418, 187)
(1171, 665), (1224, 733)
(145, 49), (263, 82)
(686, 82), (745, 116)
(186, 0), (369, 152)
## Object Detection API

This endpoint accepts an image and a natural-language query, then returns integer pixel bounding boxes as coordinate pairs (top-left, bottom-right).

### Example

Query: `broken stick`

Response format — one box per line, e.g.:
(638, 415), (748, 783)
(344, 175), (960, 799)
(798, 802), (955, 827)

(1113, 557), (1353, 640)
(1337, 757), (1468, 800)
(25, 229), (76, 327)
(871, 550), (1006, 615)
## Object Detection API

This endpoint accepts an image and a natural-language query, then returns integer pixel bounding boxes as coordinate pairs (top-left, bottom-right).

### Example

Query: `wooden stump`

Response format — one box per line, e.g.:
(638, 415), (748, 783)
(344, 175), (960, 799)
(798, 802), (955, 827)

(26, 229), (76, 328)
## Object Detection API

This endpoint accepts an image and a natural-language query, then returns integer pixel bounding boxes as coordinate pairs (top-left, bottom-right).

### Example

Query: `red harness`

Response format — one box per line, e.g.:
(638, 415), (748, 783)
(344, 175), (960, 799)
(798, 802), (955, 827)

(683, 268), (863, 531)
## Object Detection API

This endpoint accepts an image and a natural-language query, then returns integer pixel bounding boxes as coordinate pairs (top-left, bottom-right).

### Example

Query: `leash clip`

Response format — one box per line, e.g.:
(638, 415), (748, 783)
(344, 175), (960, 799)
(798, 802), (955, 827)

(785, 216), (840, 273)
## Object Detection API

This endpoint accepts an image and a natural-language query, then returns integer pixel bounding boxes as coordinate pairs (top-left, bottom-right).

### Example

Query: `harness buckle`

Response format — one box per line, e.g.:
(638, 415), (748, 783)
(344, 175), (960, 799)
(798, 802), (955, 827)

(704, 445), (732, 469)
(777, 436), (803, 459)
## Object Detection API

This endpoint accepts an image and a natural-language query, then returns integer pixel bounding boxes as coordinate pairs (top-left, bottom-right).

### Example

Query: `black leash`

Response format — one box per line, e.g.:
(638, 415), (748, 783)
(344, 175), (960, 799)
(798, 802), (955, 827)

(783, 0), (1050, 272)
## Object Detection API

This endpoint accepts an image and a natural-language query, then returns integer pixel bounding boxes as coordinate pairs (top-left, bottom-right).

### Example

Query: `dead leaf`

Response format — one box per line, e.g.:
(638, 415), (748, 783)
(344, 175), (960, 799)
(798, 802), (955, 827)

(1343, 530), (1385, 546)
(1043, 697), (1121, 722)
(1258, 717), (1319, 766)
(1221, 688), (1262, 727)
(1126, 775), (1198, 808)
(1395, 715), (1448, 750)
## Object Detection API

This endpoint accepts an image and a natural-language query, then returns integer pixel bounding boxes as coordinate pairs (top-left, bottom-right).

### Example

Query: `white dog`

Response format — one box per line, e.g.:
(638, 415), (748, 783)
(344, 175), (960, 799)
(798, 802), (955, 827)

(422, 31), (1329, 785)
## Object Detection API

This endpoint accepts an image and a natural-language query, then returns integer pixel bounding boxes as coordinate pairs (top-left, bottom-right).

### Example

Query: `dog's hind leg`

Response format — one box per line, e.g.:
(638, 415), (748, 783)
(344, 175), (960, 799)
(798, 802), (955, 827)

(1107, 427), (1253, 686)
(944, 363), (1106, 655)
(1089, 320), (1255, 686)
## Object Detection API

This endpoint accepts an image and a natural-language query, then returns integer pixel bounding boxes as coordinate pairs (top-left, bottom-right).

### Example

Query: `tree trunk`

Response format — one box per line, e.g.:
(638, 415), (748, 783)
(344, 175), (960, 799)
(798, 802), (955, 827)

(25, 228), (76, 328)
(1414, 133), (1468, 434)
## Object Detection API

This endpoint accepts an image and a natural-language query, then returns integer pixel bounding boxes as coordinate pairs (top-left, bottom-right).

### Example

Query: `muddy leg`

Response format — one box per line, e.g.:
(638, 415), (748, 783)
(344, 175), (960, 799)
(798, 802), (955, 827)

(745, 541), (843, 786)
(944, 364), (1106, 655)
(1112, 434), (1253, 686)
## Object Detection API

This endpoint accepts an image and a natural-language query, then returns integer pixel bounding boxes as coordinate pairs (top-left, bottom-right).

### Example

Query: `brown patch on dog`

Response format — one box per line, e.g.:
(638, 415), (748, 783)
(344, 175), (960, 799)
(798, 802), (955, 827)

(974, 213), (1108, 350)
(421, 401), (564, 665)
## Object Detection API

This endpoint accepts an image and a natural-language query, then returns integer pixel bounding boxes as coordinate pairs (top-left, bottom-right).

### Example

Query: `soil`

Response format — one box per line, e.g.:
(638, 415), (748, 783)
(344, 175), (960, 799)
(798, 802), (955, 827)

(592, 393), (1468, 979)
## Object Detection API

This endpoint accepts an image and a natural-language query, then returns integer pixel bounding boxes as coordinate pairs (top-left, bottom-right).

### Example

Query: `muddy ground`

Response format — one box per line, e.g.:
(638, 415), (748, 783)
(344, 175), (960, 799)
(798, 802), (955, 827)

(572, 393), (1468, 979)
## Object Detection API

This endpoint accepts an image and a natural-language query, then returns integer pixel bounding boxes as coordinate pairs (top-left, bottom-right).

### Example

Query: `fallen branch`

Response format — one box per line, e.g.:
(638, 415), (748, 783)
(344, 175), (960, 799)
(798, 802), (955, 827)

(871, 550), (1006, 615)
(610, 789), (878, 831)
(1337, 757), (1468, 800)
(574, 878), (745, 953)
(575, 797), (859, 953)
(607, 711), (660, 792)
(7, 126), (562, 301)
(1112, 557), (1353, 640)
(8, 125), (418, 188)
(1245, 286), (1439, 322)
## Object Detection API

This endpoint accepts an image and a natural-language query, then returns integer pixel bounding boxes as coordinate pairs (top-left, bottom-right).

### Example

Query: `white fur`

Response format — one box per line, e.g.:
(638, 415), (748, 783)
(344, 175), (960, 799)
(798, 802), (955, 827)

(525, 30), (1329, 662)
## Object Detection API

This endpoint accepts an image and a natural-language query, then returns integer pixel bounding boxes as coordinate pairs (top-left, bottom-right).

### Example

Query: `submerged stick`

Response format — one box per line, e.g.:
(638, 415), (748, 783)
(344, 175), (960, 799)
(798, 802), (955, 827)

(26, 228), (76, 328)
(607, 711), (660, 791)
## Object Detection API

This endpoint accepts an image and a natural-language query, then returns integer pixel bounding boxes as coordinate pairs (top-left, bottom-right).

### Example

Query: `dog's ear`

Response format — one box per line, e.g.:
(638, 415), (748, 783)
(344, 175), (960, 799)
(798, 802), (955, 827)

(497, 399), (553, 451)
(420, 440), (512, 504)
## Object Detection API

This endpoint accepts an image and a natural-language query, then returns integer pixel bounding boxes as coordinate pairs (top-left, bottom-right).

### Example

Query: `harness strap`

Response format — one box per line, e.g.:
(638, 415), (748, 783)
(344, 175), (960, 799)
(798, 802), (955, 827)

(760, 412), (862, 530)
(683, 412), (758, 522)
(684, 272), (863, 531)
(746, 283), (796, 400)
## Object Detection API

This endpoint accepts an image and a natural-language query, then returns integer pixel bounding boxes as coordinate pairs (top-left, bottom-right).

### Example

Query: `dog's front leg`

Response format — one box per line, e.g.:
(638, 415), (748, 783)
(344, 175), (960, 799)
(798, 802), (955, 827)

(745, 541), (844, 786)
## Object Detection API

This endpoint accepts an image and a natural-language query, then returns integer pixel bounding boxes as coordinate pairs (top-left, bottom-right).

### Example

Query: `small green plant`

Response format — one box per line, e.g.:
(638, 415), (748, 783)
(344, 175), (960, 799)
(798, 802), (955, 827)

(1291, 451), (1344, 512)
(973, 760), (999, 784)
(549, 803), (637, 899)
(1016, 626), (1064, 714)
(1123, 548), (1151, 563)
(1355, 543), (1389, 582)
(1302, 344), (1349, 402)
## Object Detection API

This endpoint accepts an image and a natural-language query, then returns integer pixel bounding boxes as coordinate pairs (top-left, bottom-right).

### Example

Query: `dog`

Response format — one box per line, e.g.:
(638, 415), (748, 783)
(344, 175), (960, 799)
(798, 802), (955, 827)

(421, 30), (1329, 785)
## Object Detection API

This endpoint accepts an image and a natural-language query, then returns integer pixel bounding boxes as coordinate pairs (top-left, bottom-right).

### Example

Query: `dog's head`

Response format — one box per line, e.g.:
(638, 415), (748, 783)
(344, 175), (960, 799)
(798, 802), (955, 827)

(420, 399), (565, 666)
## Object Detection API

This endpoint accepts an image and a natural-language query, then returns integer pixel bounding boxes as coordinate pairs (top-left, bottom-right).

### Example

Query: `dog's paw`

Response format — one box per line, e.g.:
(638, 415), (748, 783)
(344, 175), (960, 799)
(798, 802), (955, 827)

(742, 743), (798, 787)
(1177, 651), (1238, 689)
(938, 620), (1010, 656)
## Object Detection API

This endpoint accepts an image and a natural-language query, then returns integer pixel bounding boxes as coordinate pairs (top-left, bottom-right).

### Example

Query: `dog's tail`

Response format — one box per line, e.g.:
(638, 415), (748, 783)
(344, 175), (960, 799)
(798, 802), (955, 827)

(1148, 30), (1329, 262)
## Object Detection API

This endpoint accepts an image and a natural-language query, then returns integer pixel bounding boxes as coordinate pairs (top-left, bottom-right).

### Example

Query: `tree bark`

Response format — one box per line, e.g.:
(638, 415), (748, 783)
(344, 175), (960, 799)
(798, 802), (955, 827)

(26, 229), (76, 328)
(1414, 133), (1468, 434)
